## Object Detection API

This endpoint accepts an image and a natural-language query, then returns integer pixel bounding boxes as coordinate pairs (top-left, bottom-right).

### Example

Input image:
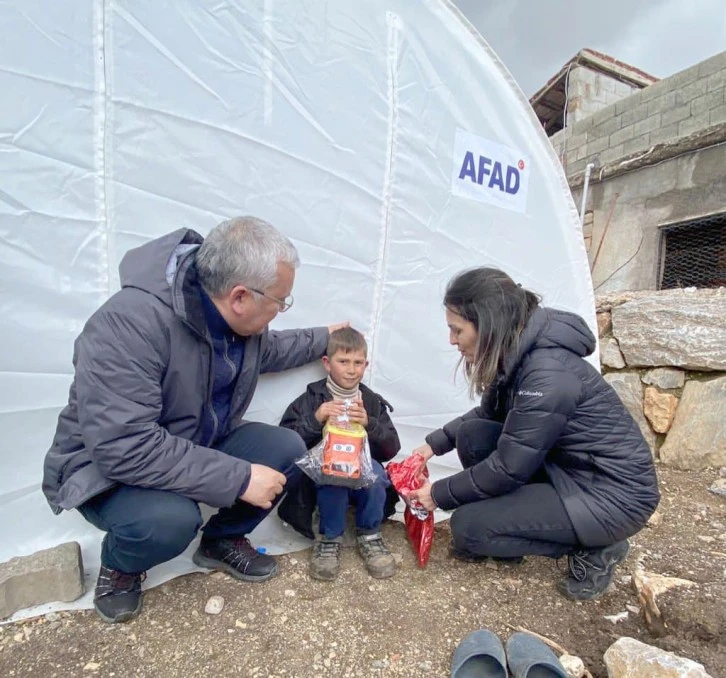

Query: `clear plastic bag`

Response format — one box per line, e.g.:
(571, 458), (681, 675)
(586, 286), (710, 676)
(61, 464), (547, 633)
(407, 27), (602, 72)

(296, 400), (377, 490)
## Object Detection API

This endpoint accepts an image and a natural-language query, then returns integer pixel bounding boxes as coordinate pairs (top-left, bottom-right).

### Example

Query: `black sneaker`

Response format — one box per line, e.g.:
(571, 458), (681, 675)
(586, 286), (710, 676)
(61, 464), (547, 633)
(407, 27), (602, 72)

(558, 540), (630, 601)
(93, 565), (145, 624)
(192, 536), (278, 582)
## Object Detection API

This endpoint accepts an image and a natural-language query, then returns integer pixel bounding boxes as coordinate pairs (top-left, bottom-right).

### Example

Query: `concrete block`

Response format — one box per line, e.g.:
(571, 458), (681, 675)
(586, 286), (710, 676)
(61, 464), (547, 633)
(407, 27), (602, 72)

(587, 114), (621, 141)
(698, 51), (726, 78)
(0, 542), (84, 619)
(707, 68), (725, 92)
(585, 135), (610, 155)
(565, 157), (587, 177)
(691, 89), (724, 116)
(623, 134), (651, 155)
(610, 125), (635, 147)
(675, 78), (709, 107)
(639, 80), (668, 103)
(678, 110), (711, 136)
(633, 113), (661, 138)
(664, 64), (702, 91)
(615, 92), (641, 115)
(710, 103), (726, 126)
(568, 131), (588, 150)
(661, 103), (691, 127)
(649, 122), (680, 146)
(621, 102), (649, 126)
(646, 91), (676, 116)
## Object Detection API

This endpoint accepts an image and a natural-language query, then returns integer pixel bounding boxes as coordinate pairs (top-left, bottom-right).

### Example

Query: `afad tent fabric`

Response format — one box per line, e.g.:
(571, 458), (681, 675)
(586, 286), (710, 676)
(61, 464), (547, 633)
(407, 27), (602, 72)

(0, 0), (597, 618)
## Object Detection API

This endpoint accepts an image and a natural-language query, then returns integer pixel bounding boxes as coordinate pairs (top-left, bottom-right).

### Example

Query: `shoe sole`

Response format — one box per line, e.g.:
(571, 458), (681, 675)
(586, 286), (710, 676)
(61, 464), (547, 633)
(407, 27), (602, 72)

(93, 595), (143, 624)
(192, 551), (279, 583)
(559, 541), (630, 601)
(309, 568), (339, 581)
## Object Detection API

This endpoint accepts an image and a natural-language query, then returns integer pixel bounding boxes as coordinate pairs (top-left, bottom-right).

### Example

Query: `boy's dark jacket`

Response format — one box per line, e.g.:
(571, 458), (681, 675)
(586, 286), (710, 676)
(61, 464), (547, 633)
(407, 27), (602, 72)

(278, 378), (401, 538)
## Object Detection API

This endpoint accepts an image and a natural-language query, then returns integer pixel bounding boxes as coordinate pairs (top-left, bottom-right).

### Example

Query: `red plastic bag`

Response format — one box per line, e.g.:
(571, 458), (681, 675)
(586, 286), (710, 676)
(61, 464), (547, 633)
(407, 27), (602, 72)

(387, 454), (435, 568)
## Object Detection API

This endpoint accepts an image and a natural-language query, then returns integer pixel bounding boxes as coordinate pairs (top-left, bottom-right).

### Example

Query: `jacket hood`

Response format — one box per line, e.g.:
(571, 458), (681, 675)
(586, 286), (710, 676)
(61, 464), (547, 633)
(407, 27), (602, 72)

(119, 228), (204, 308)
(501, 307), (596, 382)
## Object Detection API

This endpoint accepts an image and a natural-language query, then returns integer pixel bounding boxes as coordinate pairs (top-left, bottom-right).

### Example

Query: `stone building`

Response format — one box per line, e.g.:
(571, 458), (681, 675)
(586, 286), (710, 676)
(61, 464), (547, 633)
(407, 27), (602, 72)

(530, 50), (726, 472)
(532, 48), (726, 294)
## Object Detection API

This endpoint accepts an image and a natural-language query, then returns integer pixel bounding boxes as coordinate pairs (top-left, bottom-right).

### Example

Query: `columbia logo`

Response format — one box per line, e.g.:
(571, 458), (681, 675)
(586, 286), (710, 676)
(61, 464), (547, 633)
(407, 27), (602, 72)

(517, 390), (543, 397)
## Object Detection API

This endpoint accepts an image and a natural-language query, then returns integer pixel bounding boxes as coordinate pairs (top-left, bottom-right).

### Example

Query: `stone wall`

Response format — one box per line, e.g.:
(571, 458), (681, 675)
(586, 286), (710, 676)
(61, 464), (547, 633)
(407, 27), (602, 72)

(551, 51), (726, 178)
(596, 288), (726, 469)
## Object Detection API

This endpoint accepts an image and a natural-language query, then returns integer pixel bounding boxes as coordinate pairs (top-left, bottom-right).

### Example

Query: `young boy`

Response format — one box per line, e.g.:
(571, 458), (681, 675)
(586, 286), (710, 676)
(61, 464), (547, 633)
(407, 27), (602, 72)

(279, 327), (400, 580)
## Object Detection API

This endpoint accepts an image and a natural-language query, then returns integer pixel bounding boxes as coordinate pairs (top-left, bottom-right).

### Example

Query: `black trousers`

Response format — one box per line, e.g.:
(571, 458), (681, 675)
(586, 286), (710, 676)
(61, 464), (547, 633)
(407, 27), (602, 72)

(449, 419), (580, 559)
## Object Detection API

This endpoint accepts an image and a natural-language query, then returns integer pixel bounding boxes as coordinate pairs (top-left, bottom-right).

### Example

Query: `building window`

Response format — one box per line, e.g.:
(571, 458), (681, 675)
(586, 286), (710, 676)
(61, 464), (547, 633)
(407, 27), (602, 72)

(658, 213), (726, 290)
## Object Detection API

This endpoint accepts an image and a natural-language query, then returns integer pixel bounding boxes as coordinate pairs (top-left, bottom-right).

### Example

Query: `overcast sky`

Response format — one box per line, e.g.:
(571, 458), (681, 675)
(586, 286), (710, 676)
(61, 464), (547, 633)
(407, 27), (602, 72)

(455, 0), (726, 96)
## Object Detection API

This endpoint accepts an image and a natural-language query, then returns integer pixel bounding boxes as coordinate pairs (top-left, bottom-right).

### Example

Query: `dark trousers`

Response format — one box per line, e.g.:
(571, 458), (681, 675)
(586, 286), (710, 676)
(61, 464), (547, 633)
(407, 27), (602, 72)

(317, 460), (390, 539)
(450, 419), (579, 559)
(78, 423), (306, 574)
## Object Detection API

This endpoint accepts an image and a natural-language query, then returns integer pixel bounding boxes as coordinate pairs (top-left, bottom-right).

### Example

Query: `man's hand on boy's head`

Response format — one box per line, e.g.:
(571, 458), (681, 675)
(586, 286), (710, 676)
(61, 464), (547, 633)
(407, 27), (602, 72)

(326, 321), (350, 334)
(347, 399), (368, 428)
(315, 400), (346, 424)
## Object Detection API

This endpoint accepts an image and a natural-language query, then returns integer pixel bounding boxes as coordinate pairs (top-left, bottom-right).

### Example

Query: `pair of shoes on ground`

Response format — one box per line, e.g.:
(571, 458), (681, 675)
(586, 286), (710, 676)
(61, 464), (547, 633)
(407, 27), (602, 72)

(309, 532), (396, 581)
(451, 540), (630, 601)
(94, 536), (276, 623)
(451, 630), (567, 678)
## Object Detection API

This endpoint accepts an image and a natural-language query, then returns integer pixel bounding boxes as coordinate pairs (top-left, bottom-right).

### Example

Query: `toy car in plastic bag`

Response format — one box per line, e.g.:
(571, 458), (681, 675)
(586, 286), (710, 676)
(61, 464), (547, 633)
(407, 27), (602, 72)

(296, 406), (377, 489)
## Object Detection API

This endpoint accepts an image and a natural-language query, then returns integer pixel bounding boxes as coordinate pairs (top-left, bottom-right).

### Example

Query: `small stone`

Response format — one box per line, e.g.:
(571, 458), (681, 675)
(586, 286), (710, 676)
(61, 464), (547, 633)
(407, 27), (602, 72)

(604, 637), (711, 677)
(368, 585), (376, 592)
(284, 589), (296, 597)
(642, 367), (685, 390)
(604, 611), (628, 624)
(45, 612), (61, 622)
(235, 620), (247, 629)
(601, 337), (626, 369)
(418, 661), (432, 672)
(697, 535), (715, 543)
(484, 560), (498, 570)
(719, 467), (726, 479)
(204, 595), (225, 615)
(646, 510), (663, 527)
(708, 479), (726, 498)
(559, 654), (585, 678)
(392, 552), (403, 564)
(279, 615), (288, 624)
(13, 632), (23, 642)
(323, 659), (331, 668)
(289, 558), (298, 565)
(247, 612), (256, 620)
(371, 659), (389, 669)
(83, 662), (101, 672)
(626, 604), (640, 614)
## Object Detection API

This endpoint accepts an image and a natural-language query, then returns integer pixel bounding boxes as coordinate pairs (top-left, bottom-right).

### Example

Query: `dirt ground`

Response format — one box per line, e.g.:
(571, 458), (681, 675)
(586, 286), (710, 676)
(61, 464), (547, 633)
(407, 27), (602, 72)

(1, 466), (724, 678)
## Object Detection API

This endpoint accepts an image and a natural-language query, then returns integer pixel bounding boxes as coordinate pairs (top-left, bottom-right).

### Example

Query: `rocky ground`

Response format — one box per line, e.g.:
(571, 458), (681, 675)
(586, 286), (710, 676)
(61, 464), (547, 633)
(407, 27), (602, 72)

(1, 466), (724, 678)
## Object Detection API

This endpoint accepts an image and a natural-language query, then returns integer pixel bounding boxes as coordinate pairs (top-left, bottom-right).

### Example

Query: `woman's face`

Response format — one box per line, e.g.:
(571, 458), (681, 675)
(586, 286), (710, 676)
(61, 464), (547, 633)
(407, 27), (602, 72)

(446, 308), (478, 363)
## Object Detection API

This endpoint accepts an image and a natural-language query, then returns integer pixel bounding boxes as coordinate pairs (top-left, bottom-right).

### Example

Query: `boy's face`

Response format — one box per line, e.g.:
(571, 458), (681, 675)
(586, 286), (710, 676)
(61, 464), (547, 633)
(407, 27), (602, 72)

(322, 349), (368, 390)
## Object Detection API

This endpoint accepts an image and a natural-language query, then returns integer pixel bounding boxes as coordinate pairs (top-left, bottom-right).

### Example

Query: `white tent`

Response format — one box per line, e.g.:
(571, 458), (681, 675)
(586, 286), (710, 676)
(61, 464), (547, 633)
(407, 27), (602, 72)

(0, 0), (596, 618)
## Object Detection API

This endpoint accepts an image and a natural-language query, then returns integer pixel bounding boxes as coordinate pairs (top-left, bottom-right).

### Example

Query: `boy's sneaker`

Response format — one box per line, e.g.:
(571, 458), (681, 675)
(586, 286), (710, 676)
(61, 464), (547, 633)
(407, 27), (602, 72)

(558, 540), (630, 600)
(193, 536), (278, 582)
(93, 565), (145, 623)
(309, 536), (343, 581)
(357, 533), (396, 579)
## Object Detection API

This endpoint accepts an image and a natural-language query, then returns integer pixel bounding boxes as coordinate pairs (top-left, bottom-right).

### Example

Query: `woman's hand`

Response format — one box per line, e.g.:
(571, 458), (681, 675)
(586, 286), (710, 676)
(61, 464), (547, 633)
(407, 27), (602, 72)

(408, 482), (436, 512)
(412, 443), (435, 463)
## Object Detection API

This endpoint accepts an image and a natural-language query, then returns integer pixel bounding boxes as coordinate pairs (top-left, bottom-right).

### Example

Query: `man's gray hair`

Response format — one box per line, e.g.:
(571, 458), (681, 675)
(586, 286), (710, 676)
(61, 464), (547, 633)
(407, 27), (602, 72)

(196, 216), (299, 296)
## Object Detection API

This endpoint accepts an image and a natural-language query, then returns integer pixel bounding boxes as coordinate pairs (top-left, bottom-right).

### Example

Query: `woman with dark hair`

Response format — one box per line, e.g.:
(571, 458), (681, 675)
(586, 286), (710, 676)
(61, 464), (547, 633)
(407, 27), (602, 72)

(410, 267), (659, 600)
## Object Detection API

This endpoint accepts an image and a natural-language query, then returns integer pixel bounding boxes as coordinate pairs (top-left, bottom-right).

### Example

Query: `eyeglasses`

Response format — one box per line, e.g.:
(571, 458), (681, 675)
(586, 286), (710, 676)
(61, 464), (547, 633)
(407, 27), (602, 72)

(250, 288), (294, 313)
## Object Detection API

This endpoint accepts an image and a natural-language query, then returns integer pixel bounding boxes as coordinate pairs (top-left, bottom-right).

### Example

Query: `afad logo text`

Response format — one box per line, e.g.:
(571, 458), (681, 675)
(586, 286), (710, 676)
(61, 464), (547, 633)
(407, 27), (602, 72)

(457, 151), (525, 195)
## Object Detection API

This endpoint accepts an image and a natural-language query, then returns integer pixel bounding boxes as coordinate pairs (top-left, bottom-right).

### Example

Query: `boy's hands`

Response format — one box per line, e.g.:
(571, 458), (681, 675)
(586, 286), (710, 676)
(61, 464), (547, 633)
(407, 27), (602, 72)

(314, 399), (368, 427)
(240, 463), (286, 509)
(347, 399), (368, 427)
(315, 400), (346, 424)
